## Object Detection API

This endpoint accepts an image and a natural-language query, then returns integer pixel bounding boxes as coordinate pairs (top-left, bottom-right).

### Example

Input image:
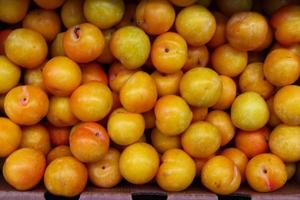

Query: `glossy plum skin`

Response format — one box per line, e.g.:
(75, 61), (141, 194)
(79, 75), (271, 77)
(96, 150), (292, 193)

(63, 23), (105, 63)
(5, 28), (48, 69)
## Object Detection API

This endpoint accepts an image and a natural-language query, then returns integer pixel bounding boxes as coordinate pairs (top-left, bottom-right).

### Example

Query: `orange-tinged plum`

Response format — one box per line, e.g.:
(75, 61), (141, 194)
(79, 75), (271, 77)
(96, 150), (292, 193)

(216, 0), (253, 16)
(0, 0), (30, 24)
(226, 12), (268, 51)
(221, 148), (248, 182)
(143, 110), (156, 129)
(151, 32), (188, 74)
(273, 85), (300, 125)
(136, 0), (175, 35)
(50, 32), (65, 57)
(201, 155), (241, 195)
(119, 143), (159, 184)
(138, 134), (147, 143)
(84, 0), (125, 29)
(246, 153), (287, 192)
(151, 128), (181, 154)
(156, 149), (196, 192)
(70, 82), (113, 122)
(180, 67), (222, 107)
(44, 156), (88, 197)
(46, 145), (72, 164)
(0, 117), (22, 157)
(194, 155), (214, 177)
(207, 12), (227, 48)
(87, 148), (122, 188)
(240, 62), (275, 99)
(151, 70), (183, 97)
(271, 5), (300, 46)
(108, 133), (147, 157)
(266, 97), (281, 127)
(231, 92), (269, 131)
(61, 0), (86, 28)
(212, 44), (248, 77)
(0, 95), (5, 113)
(43, 56), (82, 96)
(96, 29), (115, 64)
(108, 108), (145, 146)
(269, 124), (300, 162)
(21, 124), (51, 155)
(212, 75), (237, 110)
(271, 42), (283, 51)
(81, 62), (108, 85)
(263, 49), (300, 87)
(183, 46), (209, 72)
(182, 121), (221, 158)
(3, 148), (46, 190)
(33, 0), (65, 9)
(5, 28), (47, 69)
(191, 106), (208, 122)
(24, 62), (46, 90)
(206, 110), (235, 146)
(120, 71), (157, 113)
(4, 85), (49, 126)
(70, 122), (110, 163)
(273, 43), (300, 57)
(110, 91), (122, 112)
(169, 0), (197, 7)
(0, 56), (21, 94)
(0, 29), (12, 55)
(155, 95), (192, 136)
(110, 26), (150, 69)
(108, 62), (136, 92)
(175, 5), (216, 46)
(23, 9), (61, 42)
(47, 96), (79, 127)
(286, 162), (296, 180)
(63, 23), (105, 63)
(116, 3), (136, 28)
(254, 26), (273, 52)
(48, 125), (70, 146)
(235, 127), (269, 158)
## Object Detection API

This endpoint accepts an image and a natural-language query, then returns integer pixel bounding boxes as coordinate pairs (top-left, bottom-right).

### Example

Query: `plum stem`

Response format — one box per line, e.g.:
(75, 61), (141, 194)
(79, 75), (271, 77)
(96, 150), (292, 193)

(73, 25), (81, 40)
(21, 97), (28, 105)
